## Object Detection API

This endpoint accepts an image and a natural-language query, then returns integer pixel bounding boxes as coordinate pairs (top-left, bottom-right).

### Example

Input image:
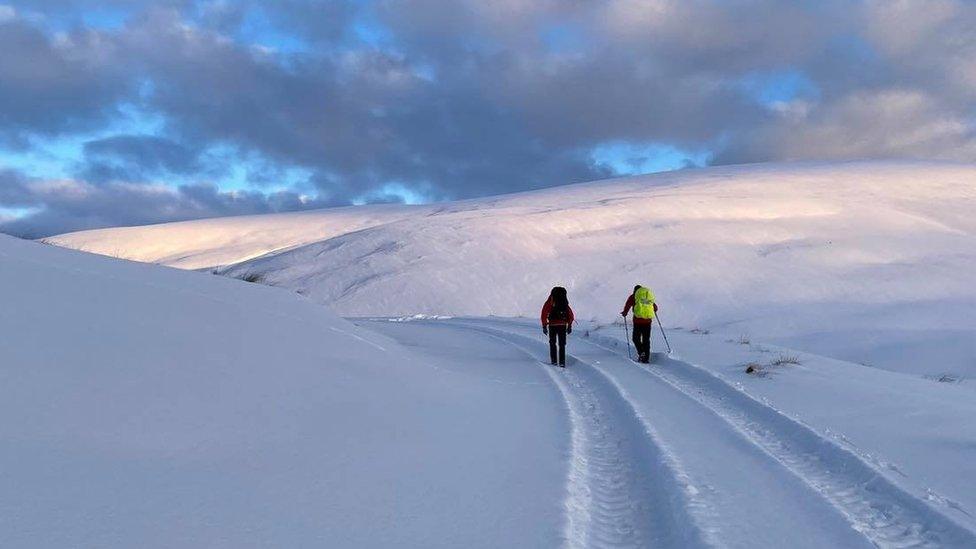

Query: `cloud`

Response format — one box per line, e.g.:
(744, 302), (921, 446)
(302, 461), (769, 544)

(254, 0), (357, 44)
(0, 168), (340, 238)
(0, 168), (32, 205)
(80, 134), (202, 182)
(861, 0), (976, 102)
(0, 14), (129, 144)
(1, 0), (976, 237)
(109, 9), (611, 199)
(715, 89), (976, 164)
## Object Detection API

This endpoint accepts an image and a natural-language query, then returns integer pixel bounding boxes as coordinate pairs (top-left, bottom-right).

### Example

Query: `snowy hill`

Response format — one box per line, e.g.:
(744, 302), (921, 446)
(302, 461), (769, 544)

(46, 161), (976, 377)
(41, 202), (427, 270)
(0, 235), (573, 547)
(8, 228), (976, 547)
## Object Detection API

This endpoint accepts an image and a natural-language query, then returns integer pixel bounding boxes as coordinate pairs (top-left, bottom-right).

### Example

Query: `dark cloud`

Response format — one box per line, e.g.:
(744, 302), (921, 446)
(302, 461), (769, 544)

(193, 0), (249, 34)
(258, 0), (358, 44)
(80, 134), (202, 182)
(0, 169), (341, 238)
(0, 16), (129, 144)
(1, 0), (976, 237)
(0, 168), (34, 205)
(111, 10), (610, 198)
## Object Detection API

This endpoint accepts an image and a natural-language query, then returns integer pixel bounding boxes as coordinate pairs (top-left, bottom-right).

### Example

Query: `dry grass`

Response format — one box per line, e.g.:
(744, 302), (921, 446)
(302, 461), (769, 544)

(237, 271), (265, 284)
(771, 354), (801, 366)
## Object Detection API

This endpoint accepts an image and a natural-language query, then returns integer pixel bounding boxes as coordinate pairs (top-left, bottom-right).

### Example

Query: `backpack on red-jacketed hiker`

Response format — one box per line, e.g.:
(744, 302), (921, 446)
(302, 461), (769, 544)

(548, 287), (569, 323)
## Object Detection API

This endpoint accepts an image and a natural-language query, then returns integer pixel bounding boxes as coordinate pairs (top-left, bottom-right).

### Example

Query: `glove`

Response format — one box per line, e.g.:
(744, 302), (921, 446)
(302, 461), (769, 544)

(620, 311), (627, 317)
(567, 326), (573, 334)
(542, 325), (548, 335)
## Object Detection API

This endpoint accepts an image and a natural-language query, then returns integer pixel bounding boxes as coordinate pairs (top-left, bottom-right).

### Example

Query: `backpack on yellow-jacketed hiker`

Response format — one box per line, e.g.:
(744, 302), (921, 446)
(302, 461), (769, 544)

(633, 286), (656, 320)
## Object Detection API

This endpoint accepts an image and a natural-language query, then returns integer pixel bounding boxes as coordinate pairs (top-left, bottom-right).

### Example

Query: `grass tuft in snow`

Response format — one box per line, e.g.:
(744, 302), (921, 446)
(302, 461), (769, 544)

(237, 271), (266, 284)
(745, 362), (766, 376)
(747, 355), (800, 377)
(925, 373), (964, 384)
(772, 354), (801, 366)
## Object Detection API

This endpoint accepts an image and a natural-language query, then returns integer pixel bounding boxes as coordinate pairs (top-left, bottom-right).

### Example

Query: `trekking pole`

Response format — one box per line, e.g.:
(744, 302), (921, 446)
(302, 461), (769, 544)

(623, 316), (633, 360)
(654, 310), (673, 354)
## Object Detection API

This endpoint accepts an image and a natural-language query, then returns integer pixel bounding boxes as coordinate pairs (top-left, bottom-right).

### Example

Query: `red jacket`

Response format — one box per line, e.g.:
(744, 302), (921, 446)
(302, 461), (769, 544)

(541, 298), (575, 327)
(621, 295), (658, 326)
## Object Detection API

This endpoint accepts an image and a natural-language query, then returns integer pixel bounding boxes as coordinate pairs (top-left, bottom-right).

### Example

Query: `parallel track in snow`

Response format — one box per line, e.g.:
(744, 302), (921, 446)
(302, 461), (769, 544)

(446, 324), (707, 549)
(452, 318), (976, 549)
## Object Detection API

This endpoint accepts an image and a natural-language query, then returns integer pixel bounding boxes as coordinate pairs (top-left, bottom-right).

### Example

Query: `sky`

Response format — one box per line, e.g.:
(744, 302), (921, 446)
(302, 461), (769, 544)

(1, 0), (975, 238)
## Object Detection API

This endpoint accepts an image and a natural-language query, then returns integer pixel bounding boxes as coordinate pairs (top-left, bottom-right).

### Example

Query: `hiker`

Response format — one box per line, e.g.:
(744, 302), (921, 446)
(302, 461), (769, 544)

(621, 285), (658, 363)
(541, 286), (574, 367)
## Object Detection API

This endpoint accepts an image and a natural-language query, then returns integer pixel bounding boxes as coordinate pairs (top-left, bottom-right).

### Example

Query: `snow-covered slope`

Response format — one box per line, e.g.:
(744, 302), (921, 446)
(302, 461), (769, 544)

(397, 316), (976, 547)
(0, 235), (571, 548)
(6, 233), (976, 546)
(43, 202), (427, 270)
(46, 161), (976, 377)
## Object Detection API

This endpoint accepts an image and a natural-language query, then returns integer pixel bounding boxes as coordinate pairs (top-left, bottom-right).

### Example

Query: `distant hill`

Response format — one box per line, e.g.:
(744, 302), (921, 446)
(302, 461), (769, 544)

(46, 161), (976, 376)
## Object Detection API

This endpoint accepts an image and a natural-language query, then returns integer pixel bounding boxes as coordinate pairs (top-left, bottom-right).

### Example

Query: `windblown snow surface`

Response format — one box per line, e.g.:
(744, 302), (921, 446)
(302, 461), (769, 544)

(49, 161), (976, 379)
(0, 235), (568, 547)
(11, 161), (976, 547)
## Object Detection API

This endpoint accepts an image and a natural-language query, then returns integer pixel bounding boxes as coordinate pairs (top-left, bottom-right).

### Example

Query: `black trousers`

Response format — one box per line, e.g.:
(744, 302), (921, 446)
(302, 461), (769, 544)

(548, 325), (567, 365)
(633, 322), (652, 359)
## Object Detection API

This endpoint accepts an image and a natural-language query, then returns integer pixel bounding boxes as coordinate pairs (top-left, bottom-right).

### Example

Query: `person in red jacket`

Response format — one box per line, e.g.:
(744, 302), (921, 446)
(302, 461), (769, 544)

(621, 285), (658, 363)
(541, 286), (574, 367)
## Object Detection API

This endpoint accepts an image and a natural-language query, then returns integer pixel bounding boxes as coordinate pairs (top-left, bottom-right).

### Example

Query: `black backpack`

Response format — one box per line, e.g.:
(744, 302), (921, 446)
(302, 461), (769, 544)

(548, 287), (569, 322)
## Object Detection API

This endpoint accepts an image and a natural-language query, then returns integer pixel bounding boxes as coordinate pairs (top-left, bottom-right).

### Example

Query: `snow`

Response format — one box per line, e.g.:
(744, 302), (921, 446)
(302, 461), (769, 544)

(388, 317), (976, 547)
(0, 235), (568, 547)
(373, 317), (976, 547)
(46, 161), (976, 379)
(5, 229), (976, 546)
(42, 203), (427, 270)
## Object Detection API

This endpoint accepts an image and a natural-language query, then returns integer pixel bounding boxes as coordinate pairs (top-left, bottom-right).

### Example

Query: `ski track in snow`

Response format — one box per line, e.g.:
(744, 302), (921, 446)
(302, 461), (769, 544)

(328, 325), (388, 352)
(457, 326), (707, 549)
(445, 319), (976, 549)
(599, 346), (976, 549)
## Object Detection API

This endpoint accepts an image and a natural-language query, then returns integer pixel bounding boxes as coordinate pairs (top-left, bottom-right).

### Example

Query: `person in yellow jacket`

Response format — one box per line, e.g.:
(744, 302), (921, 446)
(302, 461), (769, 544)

(621, 285), (658, 363)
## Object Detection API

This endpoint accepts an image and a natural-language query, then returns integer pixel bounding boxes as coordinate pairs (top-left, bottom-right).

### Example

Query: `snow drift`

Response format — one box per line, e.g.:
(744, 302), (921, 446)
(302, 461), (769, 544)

(46, 161), (976, 376)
